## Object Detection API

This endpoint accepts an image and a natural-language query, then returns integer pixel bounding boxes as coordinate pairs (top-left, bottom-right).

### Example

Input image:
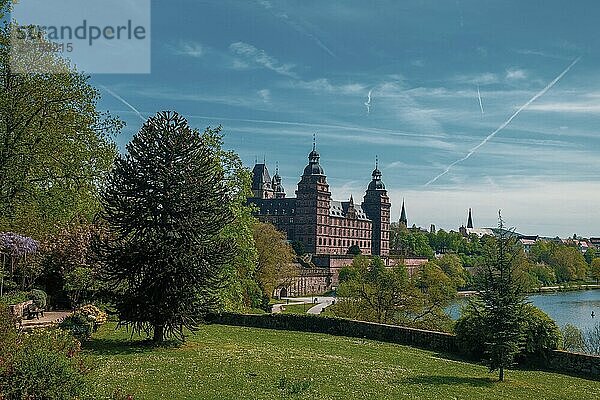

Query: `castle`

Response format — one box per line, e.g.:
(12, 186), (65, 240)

(248, 143), (390, 257)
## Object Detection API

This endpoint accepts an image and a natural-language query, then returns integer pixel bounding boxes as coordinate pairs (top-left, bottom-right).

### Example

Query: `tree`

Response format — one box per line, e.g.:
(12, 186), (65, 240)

(478, 212), (525, 381)
(96, 111), (234, 342)
(584, 247), (597, 265)
(200, 126), (259, 311)
(591, 258), (600, 284)
(252, 222), (295, 308)
(0, 1), (120, 237)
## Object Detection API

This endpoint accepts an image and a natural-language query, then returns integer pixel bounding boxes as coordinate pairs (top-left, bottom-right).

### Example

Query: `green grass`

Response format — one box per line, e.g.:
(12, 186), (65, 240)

(84, 323), (600, 399)
(279, 303), (311, 314)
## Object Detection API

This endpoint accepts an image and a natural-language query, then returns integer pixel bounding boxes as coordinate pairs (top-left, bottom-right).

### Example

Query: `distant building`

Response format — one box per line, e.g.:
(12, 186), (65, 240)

(248, 143), (390, 257)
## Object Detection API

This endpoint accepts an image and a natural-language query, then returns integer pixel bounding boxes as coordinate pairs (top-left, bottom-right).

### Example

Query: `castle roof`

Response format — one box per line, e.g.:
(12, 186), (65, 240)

(330, 200), (370, 220)
(251, 163), (272, 191)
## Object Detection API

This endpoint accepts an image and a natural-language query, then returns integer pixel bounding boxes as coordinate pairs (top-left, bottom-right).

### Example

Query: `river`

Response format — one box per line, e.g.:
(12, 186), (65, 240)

(448, 289), (600, 332)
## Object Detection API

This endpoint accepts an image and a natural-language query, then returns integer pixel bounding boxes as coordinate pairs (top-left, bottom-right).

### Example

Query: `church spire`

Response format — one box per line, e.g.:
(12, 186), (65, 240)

(400, 199), (407, 227)
(467, 208), (473, 229)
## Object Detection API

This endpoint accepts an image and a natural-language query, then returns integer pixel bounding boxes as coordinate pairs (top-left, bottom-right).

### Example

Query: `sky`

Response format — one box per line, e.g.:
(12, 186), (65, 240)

(87, 0), (600, 237)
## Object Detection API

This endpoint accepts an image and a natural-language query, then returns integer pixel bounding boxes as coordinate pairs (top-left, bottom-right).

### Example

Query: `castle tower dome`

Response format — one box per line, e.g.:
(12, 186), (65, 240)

(272, 163), (286, 198)
(367, 156), (386, 190)
(303, 134), (324, 176)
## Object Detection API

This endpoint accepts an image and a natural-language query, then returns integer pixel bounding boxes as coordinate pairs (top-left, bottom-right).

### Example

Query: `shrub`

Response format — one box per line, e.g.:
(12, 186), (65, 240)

(561, 324), (586, 353)
(29, 289), (47, 309)
(59, 305), (107, 341)
(0, 290), (29, 306)
(1, 329), (87, 400)
(454, 303), (487, 358)
(455, 302), (560, 360)
(59, 313), (93, 341)
(520, 304), (561, 357)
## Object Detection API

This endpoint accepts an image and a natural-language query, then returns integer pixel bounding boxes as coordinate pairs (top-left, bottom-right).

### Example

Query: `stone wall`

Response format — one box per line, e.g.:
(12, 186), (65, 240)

(545, 350), (600, 378)
(207, 313), (458, 353)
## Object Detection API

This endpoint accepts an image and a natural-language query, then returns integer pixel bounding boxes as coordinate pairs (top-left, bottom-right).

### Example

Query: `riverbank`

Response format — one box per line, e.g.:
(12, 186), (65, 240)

(458, 283), (600, 297)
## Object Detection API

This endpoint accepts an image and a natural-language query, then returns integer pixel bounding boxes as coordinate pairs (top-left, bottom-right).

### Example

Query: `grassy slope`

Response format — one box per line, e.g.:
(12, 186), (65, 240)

(85, 324), (600, 400)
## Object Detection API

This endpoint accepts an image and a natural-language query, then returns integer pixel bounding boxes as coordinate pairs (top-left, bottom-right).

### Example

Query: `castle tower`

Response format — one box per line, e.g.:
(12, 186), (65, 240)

(467, 208), (474, 229)
(362, 158), (391, 256)
(295, 138), (331, 254)
(399, 199), (407, 229)
(272, 163), (286, 199)
(251, 161), (274, 199)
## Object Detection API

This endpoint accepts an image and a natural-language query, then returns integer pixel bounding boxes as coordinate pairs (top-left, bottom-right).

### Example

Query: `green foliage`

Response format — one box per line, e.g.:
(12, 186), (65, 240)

(59, 313), (94, 342)
(201, 126), (259, 312)
(0, 290), (28, 305)
(252, 222), (295, 308)
(278, 374), (312, 397)
(39, 223), (102, 308)
(476, 214), (525, 381)
(584, 247), (597, 265)
(0, 17), (120, 237)
(389, 225), (433, 258)
(0, 328), (88, 400)
(29, 289), (47, 309)
(561, 324), (586, 353)
(520, 304), (561, 356)
(591, 258), (600, 284)
(334, 256), (455, 331)
(456, 302), (560, 361)
(528, 241), (588, 282)
(96, 112), (234, 342)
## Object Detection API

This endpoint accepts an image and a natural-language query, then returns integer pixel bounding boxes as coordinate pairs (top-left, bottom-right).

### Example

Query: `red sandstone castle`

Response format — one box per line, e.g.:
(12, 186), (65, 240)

(248, 144), (391, 257)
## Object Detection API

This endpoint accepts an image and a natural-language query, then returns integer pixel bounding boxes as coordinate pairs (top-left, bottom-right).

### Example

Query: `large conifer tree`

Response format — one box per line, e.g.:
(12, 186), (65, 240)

(479, 212), (525, 381)
(96, 111), (233, 342)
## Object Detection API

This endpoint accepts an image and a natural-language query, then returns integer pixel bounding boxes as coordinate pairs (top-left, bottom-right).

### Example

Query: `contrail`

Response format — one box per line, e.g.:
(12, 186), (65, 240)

(364, 89), (372, 115)
(99, 85), (146, 122)
(424, 57), (580, 187)
(477, 85), (484, 114)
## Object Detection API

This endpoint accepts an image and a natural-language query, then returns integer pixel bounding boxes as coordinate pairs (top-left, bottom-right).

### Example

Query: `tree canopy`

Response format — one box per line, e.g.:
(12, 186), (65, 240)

(96, 111), (234, 342)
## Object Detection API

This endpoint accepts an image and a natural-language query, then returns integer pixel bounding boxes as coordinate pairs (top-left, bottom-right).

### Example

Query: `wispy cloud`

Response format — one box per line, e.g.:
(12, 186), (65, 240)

(506, 68), (527, 80)
(454, 72), (499, 85)
(425, 57), (581, 186)
(229, 41), (298, 78)
(170, 41), (204, 58)
(287, 78), (365, 94)
(528, 101), (600, 113)
(257, 89), (271, 102)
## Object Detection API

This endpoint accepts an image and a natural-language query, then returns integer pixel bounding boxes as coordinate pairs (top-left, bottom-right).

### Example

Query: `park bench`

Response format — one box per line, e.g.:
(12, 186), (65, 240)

(24, 303), (44, 319)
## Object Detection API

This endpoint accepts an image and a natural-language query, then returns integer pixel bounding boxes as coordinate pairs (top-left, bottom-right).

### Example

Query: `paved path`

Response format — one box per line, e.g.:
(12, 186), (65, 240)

(20, 310), (71, 330)
(272, 296), (335, 315)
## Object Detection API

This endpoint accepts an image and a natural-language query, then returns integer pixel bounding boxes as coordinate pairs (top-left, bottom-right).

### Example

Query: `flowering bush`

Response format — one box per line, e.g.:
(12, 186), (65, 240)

(59, 305), (107, 341)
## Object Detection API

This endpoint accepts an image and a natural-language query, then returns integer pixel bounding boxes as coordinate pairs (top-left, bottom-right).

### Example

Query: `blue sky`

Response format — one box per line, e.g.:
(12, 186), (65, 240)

(90, 0), (600, 237)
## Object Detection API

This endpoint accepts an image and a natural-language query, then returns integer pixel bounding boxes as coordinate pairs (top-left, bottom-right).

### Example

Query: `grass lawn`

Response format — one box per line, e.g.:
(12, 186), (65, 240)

(85, 323), (600, 399)
(279, 303), (311, 314)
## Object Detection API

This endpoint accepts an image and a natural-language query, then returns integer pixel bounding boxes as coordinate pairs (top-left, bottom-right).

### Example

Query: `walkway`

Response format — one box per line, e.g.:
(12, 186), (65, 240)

(20, 310), (71, 330)
(272, 296), (335, 315)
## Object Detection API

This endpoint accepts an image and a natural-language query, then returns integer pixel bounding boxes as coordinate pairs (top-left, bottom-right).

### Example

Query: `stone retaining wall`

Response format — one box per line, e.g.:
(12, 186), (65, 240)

(545, 350), (600, 378)
(208, 313), (458, 353)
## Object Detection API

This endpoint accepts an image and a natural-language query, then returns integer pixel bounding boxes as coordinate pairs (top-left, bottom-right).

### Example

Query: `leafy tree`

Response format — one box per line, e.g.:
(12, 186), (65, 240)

(435, 254), (467, 288)
(38, 223), (102, 307)
(590, 258), (600, 284)
(252, 222), (296, 308)
(561, 324), (586, 353)
(0, 2), (120, 237)
(477, 212), (525, 381)
(200, 126), (259, 311)
(584, 247), (597, 265)
(96, 111), (234, 342)
(389, 225), (433, 258)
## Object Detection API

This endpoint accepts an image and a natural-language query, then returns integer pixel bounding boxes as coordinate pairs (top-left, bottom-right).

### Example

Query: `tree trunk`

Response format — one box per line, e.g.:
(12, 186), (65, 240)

(499, 367), (504, 382)
(153, 325), (164, 343)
